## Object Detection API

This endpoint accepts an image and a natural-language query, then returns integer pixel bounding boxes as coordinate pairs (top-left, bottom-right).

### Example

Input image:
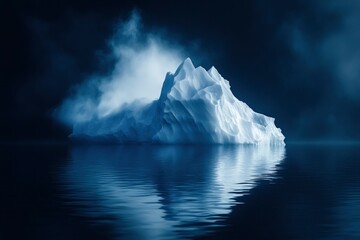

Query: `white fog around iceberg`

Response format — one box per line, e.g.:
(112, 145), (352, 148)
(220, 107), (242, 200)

(56, 10), (184, 123)
(56, 11), (284, 145)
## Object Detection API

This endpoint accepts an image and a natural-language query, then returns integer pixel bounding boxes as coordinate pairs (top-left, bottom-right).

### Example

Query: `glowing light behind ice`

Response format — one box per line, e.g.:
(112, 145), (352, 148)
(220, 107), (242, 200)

(98, 39), (182, 117)
(56, 10), (184, 123)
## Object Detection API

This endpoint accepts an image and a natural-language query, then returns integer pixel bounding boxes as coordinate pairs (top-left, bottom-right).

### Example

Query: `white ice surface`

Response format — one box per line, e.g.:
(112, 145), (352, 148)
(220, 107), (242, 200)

(72, 58), (285, 144)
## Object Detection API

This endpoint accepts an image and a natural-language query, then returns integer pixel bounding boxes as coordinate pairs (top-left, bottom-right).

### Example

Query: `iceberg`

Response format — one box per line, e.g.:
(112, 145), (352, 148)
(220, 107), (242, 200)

(71, 58), (285, 144)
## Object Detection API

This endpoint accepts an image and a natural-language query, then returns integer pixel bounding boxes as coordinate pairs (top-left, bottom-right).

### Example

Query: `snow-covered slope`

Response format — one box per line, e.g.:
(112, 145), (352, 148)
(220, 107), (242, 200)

(72, 58), (285, 144)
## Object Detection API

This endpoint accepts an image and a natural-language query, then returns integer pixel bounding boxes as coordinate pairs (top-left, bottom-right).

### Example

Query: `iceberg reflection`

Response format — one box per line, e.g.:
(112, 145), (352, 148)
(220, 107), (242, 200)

(59, 145), (285, 239)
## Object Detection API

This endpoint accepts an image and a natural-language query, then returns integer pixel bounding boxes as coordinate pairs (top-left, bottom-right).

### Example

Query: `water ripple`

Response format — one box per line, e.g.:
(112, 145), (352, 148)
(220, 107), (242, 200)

(58, 145), (285, 239)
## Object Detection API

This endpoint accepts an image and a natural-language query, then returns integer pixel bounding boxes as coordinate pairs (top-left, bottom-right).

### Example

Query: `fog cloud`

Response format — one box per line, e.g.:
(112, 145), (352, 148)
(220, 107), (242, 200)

(287, 1), (360, 101)
(320, 1), (360, 100)
(56, 10), (185, 125)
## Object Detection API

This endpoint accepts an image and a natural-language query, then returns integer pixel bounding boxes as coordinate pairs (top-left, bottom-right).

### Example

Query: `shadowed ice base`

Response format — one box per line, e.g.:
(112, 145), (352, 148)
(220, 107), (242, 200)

(58, 145), (285, 239)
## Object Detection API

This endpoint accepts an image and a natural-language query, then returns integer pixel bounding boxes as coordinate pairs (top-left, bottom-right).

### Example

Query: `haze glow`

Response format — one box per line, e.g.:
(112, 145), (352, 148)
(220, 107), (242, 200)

(56, 11), (184, 125)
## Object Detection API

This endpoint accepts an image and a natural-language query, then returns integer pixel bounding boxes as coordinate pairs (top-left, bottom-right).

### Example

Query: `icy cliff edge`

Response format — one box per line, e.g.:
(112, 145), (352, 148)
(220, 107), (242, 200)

(72, 58), (285, 144)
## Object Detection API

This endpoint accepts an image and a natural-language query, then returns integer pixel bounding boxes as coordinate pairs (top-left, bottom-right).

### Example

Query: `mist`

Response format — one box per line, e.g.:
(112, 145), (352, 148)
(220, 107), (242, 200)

(56, 10), (185, 125)
(286, 1), (360, 101)
(3, 0), (360, 141)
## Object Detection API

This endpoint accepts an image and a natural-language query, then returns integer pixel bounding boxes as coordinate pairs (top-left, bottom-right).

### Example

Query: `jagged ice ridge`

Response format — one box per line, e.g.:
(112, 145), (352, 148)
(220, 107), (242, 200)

(71, 58), (285, 144)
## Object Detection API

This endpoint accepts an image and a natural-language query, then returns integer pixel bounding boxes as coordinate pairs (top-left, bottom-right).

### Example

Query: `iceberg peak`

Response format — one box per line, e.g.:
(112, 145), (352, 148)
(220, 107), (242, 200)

(174, 57), (195, 78)
(208, 66), (221, 80)
(71, 58), (285, 145)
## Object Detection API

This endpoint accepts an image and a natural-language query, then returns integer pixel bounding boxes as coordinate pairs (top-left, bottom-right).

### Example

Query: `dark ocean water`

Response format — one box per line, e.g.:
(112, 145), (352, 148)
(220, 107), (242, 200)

(1, 143), (359, 240)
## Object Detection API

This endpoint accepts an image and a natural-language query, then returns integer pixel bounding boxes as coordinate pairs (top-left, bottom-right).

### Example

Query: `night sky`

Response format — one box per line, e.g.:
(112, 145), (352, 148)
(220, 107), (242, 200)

(1, 0), (360, 142)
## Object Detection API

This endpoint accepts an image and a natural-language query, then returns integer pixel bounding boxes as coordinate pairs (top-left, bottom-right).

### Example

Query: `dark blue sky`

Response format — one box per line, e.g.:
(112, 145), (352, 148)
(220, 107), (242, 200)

(1, 0), (359, 141)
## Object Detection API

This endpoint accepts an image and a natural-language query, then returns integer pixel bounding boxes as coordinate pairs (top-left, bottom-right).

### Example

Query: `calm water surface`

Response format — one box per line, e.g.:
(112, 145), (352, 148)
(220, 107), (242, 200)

(1, 143), (359, 239)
